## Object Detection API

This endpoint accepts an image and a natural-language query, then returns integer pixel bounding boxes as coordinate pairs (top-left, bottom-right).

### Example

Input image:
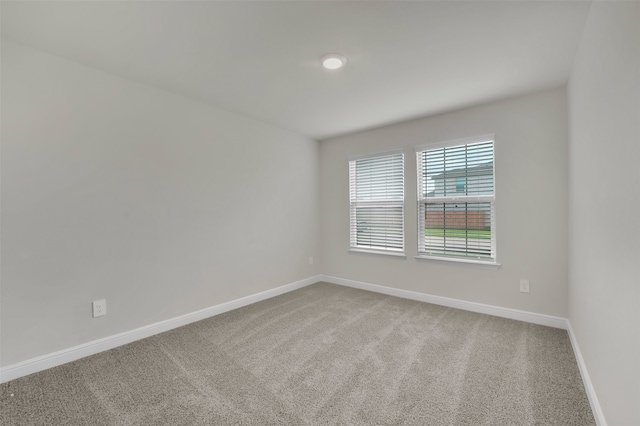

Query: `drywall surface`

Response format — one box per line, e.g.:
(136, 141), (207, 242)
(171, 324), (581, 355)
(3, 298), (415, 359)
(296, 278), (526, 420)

(1, 41), (320, 366)
(320, 88), (569, 317)
(568, 3), (640, 425)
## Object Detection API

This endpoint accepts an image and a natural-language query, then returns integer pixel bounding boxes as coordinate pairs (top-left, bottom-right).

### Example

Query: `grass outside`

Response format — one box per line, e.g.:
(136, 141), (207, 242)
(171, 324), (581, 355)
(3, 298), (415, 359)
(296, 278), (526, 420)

(425, 228), (491, 239)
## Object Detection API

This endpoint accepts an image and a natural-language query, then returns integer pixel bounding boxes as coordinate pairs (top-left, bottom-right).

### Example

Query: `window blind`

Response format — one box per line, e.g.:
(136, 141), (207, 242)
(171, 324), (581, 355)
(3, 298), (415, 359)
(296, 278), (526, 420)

(349, 152), (404, 252)
(416, 138), (495, 261)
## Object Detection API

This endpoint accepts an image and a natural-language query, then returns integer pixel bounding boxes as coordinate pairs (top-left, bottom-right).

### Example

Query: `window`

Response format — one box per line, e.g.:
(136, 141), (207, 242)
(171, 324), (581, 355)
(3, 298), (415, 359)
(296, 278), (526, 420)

(416, 136), (495, 263)
(349, 151), (404, 254)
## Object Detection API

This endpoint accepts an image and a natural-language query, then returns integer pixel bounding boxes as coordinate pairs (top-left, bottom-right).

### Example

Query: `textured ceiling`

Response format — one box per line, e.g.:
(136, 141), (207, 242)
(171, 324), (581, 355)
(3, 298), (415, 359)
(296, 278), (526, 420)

(1, 1), (591, 139)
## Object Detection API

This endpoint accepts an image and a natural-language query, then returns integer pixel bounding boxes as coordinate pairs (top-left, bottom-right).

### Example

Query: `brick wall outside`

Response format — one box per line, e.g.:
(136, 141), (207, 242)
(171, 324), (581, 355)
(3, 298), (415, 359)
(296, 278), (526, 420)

(425, 211), (486, 230)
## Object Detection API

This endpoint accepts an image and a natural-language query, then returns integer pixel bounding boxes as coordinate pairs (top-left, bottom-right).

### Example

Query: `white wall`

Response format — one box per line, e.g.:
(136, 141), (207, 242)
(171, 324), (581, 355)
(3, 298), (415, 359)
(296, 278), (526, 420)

(320, 88), (569, 317)
(568, 3), (640, 425)
(0, 40), (320, 366)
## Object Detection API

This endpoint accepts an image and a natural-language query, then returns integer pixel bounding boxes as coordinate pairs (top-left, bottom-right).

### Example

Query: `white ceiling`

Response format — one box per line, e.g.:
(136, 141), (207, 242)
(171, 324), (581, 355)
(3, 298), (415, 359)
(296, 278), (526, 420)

(1, 1), (591, 140)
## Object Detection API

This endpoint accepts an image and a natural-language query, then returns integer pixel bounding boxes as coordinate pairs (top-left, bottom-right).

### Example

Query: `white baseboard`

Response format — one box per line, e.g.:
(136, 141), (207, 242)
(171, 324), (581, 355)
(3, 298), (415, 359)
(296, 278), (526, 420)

(319, 275), (568, 329)
(566, 322), (607, 426)
(0, 275), (321, 384)
(3, 273), (605, 425)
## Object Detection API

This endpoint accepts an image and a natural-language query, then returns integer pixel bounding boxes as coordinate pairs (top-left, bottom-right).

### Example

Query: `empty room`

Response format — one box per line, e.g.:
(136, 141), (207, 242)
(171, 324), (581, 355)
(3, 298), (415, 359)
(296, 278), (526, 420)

(1, 1), (638, 425)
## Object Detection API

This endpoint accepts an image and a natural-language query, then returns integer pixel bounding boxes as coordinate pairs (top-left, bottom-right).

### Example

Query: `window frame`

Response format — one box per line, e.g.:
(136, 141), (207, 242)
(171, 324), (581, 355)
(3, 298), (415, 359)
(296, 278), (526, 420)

(415, 135), (498, 266)
(348, 149), (405, 256)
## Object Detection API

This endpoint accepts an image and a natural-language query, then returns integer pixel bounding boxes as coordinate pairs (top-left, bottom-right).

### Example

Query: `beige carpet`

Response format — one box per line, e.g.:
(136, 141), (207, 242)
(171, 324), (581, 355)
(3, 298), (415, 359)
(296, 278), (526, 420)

(1, 282), (595, 425)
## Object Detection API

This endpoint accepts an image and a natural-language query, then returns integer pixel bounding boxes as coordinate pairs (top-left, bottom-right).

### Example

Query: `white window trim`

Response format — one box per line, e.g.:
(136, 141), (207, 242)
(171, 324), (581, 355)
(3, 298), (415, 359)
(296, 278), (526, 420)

(415, 255), (501, 269)
(348, 150), (405, 256)
(349, 248), (407, 258)
(416, 135), (497, 265)
(348, 148), (404, 162)
(414, 134), (495, 153)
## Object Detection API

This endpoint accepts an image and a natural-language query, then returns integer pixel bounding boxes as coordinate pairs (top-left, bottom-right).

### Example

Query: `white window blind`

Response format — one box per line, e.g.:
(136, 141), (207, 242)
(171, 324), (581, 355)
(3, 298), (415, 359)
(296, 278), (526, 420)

(349, 152), (404, 253)
(416, 136), (496, 262)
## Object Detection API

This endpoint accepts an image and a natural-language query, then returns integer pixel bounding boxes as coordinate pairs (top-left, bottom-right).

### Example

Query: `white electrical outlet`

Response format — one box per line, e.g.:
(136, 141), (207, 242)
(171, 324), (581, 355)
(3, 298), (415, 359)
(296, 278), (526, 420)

(519, 279), (530, 293)
(92, 299), (107, 317)
(308, 256), (314, 265)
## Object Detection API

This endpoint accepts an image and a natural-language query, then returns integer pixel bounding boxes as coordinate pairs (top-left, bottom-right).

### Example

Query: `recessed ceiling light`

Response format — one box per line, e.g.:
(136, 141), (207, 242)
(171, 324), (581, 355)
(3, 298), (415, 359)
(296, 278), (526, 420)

(320, 53), (347, 70)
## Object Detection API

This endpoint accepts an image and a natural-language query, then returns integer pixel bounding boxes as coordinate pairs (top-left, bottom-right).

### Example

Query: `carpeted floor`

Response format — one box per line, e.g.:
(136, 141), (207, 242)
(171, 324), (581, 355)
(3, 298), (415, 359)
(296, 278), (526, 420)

(1, 282), (595, 425)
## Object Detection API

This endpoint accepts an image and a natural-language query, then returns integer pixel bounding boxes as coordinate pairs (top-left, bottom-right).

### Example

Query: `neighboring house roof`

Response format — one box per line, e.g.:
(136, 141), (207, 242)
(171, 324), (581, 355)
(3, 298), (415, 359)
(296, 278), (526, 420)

(429, 162), (493, 180)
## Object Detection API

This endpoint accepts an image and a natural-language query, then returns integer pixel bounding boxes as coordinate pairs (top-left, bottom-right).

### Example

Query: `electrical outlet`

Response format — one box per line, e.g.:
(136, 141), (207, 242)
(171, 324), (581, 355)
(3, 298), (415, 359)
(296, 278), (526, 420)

(519, 279), (530, 293)
(308, 256), (314, 265)
(92, 299), (107, 317)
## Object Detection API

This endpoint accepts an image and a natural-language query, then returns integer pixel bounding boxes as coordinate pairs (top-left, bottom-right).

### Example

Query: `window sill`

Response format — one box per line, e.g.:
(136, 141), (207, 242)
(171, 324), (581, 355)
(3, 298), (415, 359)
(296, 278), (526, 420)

(415, 255), (501, 269)
(349, 248), (407, 259)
